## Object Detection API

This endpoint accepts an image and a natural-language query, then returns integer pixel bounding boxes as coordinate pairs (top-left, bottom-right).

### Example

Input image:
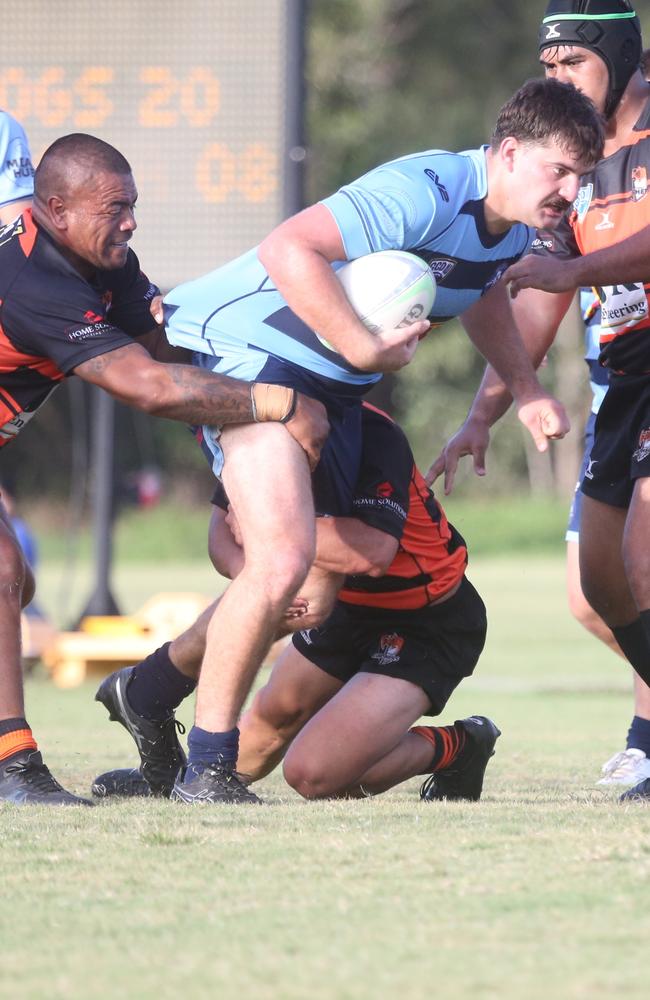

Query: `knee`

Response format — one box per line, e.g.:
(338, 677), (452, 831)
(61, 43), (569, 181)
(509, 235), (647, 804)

(256, 548), (314, 604)
(282, 748), (335, 800)
(0, 531), (33, 608)
(622, 544), (650, 606)
(568, 581), (600, 629)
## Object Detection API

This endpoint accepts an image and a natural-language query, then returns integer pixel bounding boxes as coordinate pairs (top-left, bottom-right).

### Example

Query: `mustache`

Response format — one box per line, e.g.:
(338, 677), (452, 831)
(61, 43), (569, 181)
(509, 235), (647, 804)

(542, 198), (571, 213)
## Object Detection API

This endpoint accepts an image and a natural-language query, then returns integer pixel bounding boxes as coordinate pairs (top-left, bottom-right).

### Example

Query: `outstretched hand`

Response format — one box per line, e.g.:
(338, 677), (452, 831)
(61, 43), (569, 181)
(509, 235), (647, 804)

(503, 254), (576, 299)
(425, 417), (490, 495)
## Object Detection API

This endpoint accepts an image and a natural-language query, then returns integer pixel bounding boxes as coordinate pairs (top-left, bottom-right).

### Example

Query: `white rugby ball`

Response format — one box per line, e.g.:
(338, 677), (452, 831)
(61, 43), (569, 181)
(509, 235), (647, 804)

(316, 250), (436, 351)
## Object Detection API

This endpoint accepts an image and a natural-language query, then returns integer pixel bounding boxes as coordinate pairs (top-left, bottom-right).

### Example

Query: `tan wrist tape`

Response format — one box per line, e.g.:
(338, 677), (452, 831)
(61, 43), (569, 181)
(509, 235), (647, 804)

(250, 383), (297, 423)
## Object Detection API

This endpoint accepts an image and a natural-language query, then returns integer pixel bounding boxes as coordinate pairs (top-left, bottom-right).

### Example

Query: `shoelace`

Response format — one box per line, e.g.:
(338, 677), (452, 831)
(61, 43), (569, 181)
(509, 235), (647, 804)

(5, 759), (64, 793)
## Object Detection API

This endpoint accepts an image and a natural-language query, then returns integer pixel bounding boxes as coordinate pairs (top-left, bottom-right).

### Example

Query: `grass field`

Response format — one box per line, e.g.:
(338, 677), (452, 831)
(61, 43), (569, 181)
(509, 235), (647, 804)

(3, 554), (650, 1000)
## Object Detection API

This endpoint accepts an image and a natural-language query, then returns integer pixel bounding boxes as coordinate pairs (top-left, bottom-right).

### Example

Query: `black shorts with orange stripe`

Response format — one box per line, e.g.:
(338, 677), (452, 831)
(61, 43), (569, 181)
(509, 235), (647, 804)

(292, 576), (487, 716)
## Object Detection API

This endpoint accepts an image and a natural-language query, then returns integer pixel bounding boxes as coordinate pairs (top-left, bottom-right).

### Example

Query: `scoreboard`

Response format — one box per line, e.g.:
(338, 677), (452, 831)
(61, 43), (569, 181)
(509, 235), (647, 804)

(0, 0), (305, 289)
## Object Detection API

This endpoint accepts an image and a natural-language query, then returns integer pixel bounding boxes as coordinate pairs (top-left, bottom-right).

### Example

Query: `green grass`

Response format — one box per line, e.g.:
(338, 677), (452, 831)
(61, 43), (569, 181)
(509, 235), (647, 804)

(28, 495), (571, 569)
(3, 554), (649, 1000)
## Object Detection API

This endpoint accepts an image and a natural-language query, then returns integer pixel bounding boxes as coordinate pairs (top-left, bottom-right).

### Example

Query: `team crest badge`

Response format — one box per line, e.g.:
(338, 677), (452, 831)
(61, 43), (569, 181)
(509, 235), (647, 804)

(633, 429), (650, 463)
(371, 632), (404, 666)
(573, 183), (593, 222)
(428, 256), (456, 283)
(632, 166), (648, 202)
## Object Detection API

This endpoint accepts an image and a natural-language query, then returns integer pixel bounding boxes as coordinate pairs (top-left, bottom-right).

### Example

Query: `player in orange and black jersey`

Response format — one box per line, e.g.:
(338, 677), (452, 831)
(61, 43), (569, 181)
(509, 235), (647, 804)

(92, 403), (500, 804)
(430, 2), (650, 801)
(0, 132), (327, 808)
(241, 403), (499, 803)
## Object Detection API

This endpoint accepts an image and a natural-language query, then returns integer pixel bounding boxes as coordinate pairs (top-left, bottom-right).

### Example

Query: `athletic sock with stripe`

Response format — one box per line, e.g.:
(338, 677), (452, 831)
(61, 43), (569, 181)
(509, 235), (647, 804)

(0, 717), (38, 763)
(410, 722), (468, 773)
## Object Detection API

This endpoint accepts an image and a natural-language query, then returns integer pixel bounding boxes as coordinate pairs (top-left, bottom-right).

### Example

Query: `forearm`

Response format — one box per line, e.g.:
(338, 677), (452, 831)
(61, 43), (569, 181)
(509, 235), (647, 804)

(563, 227), (650, 287)
(259, 238), (378, 369)
(314, 517), (398, 576)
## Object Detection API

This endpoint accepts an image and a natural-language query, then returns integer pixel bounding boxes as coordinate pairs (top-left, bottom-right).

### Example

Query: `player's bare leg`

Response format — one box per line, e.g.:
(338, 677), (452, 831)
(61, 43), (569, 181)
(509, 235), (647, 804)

(0, 508), (32, 719)
(566, 540), (623, 656)
(281, 671), (432, 798)
(172, 421), (318, 803)
(0, 505), (91, 805)
(237, 646), (343, 783)
(571, 529), (650, 786)
(581, 494), (650, 688)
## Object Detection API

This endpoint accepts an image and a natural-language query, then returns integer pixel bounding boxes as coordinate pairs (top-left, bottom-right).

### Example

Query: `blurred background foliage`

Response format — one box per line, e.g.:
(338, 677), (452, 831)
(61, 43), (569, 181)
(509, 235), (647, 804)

(5, 0), (650, 522)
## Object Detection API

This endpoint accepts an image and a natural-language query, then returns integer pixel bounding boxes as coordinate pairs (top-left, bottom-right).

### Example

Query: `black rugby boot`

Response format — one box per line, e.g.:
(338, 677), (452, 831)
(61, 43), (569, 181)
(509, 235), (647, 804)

(420, 716), (501, 802)
(0, 750), (93, 806)
(95, 666), (186, 796)
(92, 766), (153, 799)
(171, 759), (261, 805)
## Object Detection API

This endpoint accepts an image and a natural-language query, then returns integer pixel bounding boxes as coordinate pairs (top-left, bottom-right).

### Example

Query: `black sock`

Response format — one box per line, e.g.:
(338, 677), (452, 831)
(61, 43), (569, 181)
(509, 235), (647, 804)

(127, 643), (197, 720)
(0, 717), (29, 736)
(611, 620), (650, 687)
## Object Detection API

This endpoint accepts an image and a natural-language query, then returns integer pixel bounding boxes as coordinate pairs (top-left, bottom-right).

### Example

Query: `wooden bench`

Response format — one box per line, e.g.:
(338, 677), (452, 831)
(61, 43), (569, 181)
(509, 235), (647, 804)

(42, 591), (212, 688)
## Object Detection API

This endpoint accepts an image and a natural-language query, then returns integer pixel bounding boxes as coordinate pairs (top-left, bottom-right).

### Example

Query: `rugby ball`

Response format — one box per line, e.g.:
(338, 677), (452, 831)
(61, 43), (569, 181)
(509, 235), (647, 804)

(317, 250), (436, 351)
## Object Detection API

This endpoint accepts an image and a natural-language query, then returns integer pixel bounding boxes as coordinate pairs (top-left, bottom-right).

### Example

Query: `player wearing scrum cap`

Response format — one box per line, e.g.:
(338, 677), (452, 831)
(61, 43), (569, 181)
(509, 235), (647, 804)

(431, 2), (650, 801)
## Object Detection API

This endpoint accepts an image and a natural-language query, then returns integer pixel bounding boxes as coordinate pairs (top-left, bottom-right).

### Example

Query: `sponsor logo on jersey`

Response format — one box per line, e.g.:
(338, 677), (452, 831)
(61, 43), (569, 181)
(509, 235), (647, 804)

(574, 183), (593, 223)
(632, 166), (648, 202)
(484, 263), (508, 293)
(0, 215), (24, 248)
(595, 211), (614, 231)
(598, 282), (648, 333)
(65, 321), (114, 341)
(376, 480), (394, 498)
(531, 236), (554, 250)
(353, 495), (406, 519)
(424, 169), (449, 203)
(428, 256), (456, 283)
(633, 429), (650, 464)
(371, 632), (405, 666)
(83, 310), (104, 323)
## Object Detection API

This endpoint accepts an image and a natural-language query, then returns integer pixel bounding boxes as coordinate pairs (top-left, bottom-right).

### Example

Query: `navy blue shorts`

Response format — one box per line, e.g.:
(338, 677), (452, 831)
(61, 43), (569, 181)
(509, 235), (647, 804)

(566, 410), (597, 541)
(581, 373), (650, 509)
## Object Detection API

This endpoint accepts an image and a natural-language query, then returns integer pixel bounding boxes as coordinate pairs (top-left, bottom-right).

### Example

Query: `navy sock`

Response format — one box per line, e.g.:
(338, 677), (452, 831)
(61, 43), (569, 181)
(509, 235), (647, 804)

(127, 642), (197, 720)
(187, 725), (239, 770)
(626, 715), (650, 757)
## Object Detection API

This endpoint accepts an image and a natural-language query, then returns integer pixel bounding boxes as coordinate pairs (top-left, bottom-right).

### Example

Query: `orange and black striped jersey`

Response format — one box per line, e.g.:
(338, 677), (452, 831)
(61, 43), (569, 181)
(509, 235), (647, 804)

(337, 403), (467, 611)
(533, 93), (650, 375)
(211, 402), (468, 611)
(0, 210), (159, 447)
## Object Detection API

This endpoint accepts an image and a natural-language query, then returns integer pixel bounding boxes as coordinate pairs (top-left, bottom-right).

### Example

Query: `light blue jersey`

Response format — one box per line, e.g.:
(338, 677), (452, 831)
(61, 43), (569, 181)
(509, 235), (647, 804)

(0, 111), (34, 210)
(164, 146), (533, 386)
(579, 288), (608, 415)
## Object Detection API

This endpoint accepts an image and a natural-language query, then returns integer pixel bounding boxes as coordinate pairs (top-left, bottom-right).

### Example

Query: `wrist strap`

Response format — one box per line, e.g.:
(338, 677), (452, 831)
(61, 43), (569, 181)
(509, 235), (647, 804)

(250, 383), (297, 423)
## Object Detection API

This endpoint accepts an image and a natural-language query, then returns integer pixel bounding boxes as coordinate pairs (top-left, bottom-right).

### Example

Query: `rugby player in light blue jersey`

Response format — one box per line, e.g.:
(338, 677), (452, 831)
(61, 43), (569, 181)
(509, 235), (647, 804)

(0, 110), (34, 225)
(161, 78), (604, 805)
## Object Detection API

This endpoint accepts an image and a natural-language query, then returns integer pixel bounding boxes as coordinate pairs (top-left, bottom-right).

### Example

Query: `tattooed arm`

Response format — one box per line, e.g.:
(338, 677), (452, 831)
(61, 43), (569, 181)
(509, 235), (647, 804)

(74, 342), (329, 467)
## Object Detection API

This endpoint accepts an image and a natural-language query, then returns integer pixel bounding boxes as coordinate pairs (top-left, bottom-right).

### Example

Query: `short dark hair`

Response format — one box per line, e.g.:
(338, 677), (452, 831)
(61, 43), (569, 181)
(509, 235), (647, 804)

(34, 133), (132, 200)
(491, 78), (605, 167)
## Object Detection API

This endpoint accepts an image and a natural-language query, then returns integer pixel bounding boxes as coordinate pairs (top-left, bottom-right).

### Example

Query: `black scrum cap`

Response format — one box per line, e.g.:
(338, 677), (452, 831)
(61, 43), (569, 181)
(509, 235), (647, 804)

(539, 0), (641, 115)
